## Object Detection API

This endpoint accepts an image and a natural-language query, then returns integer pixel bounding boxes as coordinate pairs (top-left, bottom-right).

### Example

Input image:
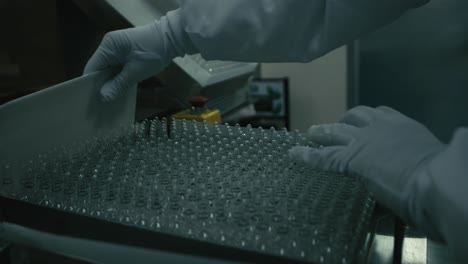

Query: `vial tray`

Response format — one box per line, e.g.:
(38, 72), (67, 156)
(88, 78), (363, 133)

(0, 119), (374, 263)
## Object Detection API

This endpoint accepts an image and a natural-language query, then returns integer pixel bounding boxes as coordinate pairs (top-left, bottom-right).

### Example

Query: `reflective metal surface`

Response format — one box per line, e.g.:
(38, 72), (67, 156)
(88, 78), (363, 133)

(402, 237), (427, 264)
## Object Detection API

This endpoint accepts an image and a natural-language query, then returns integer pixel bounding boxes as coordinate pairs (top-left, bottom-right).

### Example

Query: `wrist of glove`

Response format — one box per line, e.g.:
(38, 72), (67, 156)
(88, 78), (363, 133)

(289, 106), (446, 236)
(84, 9), (197, 101)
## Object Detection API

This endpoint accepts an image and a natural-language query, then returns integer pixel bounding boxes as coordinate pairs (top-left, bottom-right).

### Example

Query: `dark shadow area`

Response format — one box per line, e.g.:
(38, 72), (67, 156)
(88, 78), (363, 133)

(359, 0), (468, 142)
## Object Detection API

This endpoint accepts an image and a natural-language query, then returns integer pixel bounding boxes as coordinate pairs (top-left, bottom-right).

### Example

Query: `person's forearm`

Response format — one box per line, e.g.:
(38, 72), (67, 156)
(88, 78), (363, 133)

(168, 0), (429, 62)
(410, 128), (468, 258)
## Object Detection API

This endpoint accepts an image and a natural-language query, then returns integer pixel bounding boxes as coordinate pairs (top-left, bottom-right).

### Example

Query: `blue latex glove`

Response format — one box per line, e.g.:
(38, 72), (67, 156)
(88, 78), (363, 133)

(289, 106), (446, 238)
(84, 12), (195, 101)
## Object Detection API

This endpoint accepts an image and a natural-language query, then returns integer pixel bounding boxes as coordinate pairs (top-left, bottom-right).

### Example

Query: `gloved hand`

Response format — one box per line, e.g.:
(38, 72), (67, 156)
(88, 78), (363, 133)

(289, 106), (446, 227)
(84, 11), (195, 101)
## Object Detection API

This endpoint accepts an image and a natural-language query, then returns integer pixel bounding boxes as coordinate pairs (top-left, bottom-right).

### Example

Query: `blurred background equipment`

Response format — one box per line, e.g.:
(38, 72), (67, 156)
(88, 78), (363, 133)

(235, 78), (290, 130)
(171, 96), (221, 124)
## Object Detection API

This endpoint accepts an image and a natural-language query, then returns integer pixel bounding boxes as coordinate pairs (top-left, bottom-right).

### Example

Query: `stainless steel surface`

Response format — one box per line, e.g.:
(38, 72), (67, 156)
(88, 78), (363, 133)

(369, 234), (394, 264)
(367, 214), (428, 264)
(402, 237), (427, 264)
(367, 214), (396, 264)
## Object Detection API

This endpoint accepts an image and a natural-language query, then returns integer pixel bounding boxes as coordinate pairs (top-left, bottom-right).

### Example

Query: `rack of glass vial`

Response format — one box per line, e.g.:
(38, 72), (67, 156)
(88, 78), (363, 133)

(0, 119), (374, 263)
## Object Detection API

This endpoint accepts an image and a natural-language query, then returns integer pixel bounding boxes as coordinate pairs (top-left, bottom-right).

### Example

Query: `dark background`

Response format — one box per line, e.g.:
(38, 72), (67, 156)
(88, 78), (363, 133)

(359, 0), (468, 142)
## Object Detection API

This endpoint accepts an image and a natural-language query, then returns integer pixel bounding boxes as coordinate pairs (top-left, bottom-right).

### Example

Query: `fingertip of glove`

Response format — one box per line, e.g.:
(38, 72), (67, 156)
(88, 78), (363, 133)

(288, 147), (300, 159)
(83, 65), (92, 75)
(83, 59), (100, 75)
(289, 146), (325, 170)
(307, 125), (321, 134)
(100, 94), (113, 103)
(288, 146), (314, 162)
(307, 125), (331, 138)
(99, 85), (117, 103)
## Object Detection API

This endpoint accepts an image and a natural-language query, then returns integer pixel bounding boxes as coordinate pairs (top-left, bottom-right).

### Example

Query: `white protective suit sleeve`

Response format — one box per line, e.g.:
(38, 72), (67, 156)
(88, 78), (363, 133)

(289, 106), (468, 259)
(170, 0), (429, 62)
(416, 128), (468, 258)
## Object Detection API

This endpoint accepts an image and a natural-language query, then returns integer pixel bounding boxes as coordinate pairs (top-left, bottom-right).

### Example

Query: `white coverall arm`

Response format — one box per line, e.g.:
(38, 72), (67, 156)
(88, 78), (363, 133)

(85, 0), (429, 100)
(173, 0), (429, 62)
